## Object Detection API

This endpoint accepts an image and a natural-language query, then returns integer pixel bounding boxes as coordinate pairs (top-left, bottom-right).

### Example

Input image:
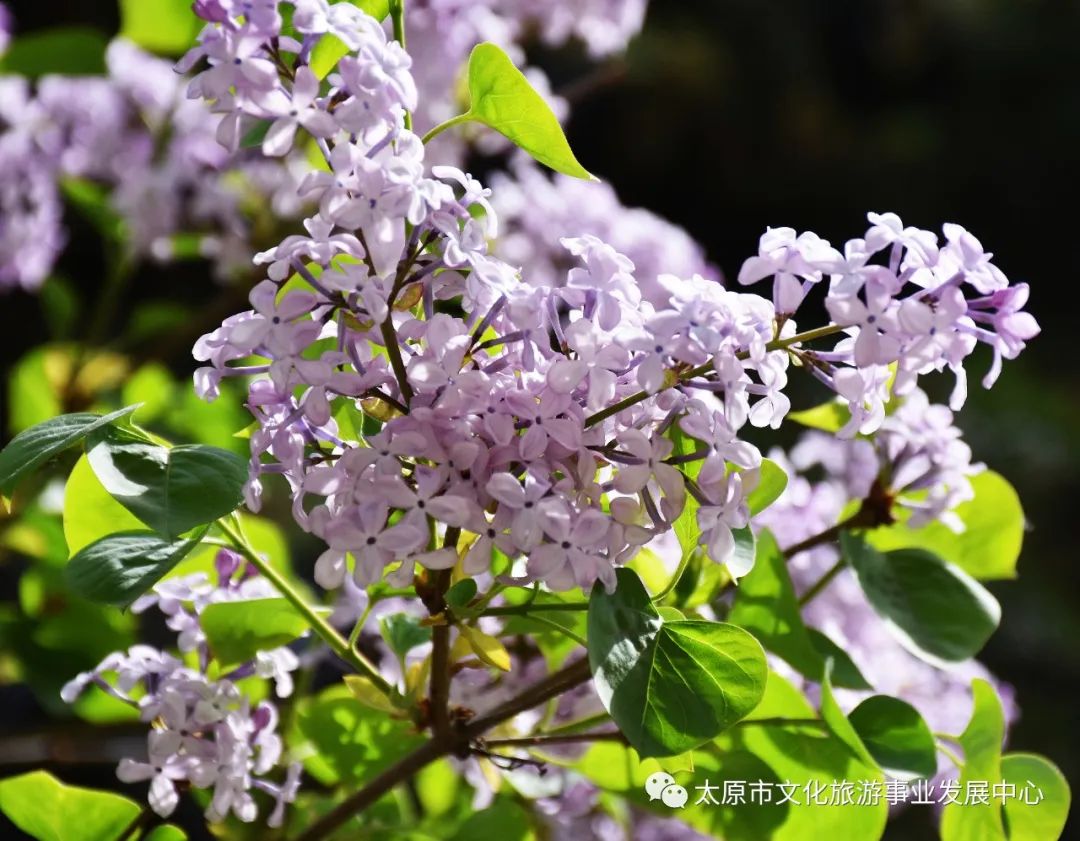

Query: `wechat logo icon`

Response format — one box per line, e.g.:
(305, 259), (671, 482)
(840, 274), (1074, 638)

(645, 771), (689, 809)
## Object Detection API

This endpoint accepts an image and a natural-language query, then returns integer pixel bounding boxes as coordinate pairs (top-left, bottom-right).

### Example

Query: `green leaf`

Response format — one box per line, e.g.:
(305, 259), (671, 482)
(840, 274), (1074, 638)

(380, 613), (432, 659)
(66, 529), (206, 605)
(144, 827), (187, 841)
(118, 0), (204, 54)
(0, 771), (140, 841)
(865, 471), (1024, 580)
(86, 425), (247, 538)
(201, 598), (313, 667)
(294, 685), (425, 786)
(444, 578), (478, 609)
(848, 696), (937, 781)
(1000, 753), (1070, 841)
(746, 458), (788, 516)
(806, 629), (872, 690)
(788, 399), (850, 433)
(728, 529), (826, 682)
(308, 1), (392, 79)
(64, 455), (146, 554)
(819, 664), (877, 769)
(730, 724), (889, 840)
(588, 568), (767, 757)
(0, 406), (138, 498)
(464, 43), (593, 180)
(450, 799), (532, 841)
(941, 679), (1007, 841)
(0, 28), (108, 77)
(843, 534), (1000, 665)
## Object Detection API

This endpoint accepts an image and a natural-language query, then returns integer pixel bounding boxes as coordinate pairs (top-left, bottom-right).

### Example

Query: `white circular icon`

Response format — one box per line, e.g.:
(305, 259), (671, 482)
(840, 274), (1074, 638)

(644, 771), (676, 801)
(661, 784), (689, 809)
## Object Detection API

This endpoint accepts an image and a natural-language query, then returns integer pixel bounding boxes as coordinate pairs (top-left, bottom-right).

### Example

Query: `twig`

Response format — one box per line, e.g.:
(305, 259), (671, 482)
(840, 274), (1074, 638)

(480, 730), (625, 748)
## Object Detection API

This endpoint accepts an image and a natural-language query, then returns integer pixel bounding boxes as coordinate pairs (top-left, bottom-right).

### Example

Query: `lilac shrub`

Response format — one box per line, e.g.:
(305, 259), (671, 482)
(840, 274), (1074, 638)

(0, 2), (1065, 840)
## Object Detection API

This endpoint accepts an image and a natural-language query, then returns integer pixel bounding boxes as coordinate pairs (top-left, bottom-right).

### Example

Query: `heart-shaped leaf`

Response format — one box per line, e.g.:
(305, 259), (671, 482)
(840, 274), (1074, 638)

(588, 567), (767, 757)
(66, 530), (206, 605)
(464, 43), (593, 180)
(86, 425), (247, 538)
(0, 771), (141, 841)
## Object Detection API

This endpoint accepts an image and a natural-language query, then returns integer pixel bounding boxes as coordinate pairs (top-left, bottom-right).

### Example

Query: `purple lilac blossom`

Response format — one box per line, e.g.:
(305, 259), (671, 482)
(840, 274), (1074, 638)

(185, 1), (1036, 603)
(61, 550), (302, 825)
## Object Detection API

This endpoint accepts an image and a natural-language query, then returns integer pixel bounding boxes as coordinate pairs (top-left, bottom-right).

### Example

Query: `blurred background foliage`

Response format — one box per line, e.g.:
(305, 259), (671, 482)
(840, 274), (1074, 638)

(1, 1), (1077, 839)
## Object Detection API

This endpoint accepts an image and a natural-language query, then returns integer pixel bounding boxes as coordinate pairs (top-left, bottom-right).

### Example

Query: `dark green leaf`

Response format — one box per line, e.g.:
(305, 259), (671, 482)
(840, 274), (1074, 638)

(201, 598), (312, 667)
(450, 799), (532, 841)
(848, 696), (937, 781)
(380, 613), (432, 659)
(0, 406), (137, 497)
(0, 28), (107, 77)
(66, 530), (205, 605)
(843, 534), (1000, 665)
(0, 771), (140, 841)
(444, 578), (478, 609)
(941, 679), (1007, 841)
(807, 629), (872, 690)
(588, 568), (767, 757)
(86, 425), (246, 538)
(464, 43), (593, 180)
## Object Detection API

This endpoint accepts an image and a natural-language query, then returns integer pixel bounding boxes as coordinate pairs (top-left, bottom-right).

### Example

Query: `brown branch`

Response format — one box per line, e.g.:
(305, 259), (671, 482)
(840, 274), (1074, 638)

(296, 658), (593, 841)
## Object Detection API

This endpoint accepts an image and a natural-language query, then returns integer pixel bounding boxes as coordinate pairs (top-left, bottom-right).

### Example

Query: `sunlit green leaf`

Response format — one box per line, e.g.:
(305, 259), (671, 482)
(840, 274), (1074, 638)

(463, 43), (593, 179)
(1000, 753), (1070, 841)
(201, 598), (313, 667)
(941, 679), (1007, 841)
(728, 529), (825, 682)
(118, 0), (204, 54)
(0, 771), (139, 841)
(746, 458), (788, 516)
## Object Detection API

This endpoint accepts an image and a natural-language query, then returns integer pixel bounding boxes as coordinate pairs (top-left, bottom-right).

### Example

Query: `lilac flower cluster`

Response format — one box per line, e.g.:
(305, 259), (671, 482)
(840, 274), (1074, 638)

(188, 2), (1036, 599)
(61, 550), (302, 825)
(0, 19), (311, 291)
(739, 214), (1039, 427)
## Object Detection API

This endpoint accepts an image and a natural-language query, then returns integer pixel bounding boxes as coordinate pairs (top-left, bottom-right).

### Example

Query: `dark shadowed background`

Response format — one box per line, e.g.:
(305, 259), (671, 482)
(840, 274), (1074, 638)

(1, 1), (1078, 838)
